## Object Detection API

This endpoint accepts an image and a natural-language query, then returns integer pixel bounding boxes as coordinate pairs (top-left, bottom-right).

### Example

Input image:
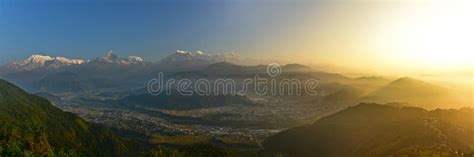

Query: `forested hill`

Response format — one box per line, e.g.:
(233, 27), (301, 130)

(0, 79), (128, 156)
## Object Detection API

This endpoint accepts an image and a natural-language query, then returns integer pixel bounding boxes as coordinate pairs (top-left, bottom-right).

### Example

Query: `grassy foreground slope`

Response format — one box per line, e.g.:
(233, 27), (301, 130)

(0, 79), (128, 156)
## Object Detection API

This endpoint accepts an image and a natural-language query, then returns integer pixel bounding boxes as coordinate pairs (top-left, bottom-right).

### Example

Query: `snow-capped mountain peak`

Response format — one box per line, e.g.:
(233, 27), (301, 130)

(94, 51), (144, 64)
(125, 56), (144, 63)
(195, 50), (205, 55)
(105, 51), (119, 60)
(0, 54), (86, 73)
(97, 50), (119, 63)
(174, 50), (209, 56)
(159, 50), (242, 66)
(176, 49), (191, 55)
(54, 57), (85, 65)
(21, 54), (84, 66)
(23, 54), (54, 65)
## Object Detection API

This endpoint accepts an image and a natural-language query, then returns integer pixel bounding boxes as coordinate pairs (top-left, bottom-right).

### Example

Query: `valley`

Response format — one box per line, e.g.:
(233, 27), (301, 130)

(1, 52), (472, 156)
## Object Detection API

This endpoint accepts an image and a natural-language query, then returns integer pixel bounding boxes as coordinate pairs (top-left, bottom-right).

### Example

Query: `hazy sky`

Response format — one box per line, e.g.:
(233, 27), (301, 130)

(0, 0), (472, 75)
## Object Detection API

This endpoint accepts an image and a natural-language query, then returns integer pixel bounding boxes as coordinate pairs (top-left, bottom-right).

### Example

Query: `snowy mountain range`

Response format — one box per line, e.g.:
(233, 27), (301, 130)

(0, 50), (263, 92)
(0, 50), (249, 74)
(9, 54), (84, 71)
(159, 50), (241, 64)
(93, 51), (144, 64)
(0, 51), (149, 75)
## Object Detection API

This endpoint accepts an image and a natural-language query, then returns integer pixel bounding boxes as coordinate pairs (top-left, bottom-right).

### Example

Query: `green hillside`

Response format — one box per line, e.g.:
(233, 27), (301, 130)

(0, 79), (128, 156)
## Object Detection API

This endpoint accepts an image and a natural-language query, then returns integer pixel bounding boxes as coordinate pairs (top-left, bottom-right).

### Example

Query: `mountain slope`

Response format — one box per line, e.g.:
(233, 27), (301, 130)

(263, 103), (474, 157)
(363, 77), (467, 109)
(0, 80), (128, 156)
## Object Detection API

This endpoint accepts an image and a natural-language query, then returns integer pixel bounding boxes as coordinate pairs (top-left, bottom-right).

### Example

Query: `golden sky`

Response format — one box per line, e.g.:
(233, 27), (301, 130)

(264, 0), (473, 76)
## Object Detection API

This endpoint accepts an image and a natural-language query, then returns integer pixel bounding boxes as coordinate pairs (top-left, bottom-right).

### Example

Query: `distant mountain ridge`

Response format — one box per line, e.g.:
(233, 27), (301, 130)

(93, 51), (145, 64)
(0, 51), (146, 73)
(0, 51), (152, 93)
(362, 77), (466, 109)
(160, 50), (240, 64)
(0, 54), (84, 74)
(0, 50), (262, 76)
(0, 50), (292, 76)
(153, 50), (243, 72)
(0, 51), (328, 94)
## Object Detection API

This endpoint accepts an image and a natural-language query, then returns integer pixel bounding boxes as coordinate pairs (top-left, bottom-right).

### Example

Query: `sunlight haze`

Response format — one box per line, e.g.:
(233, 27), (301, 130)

(285, 0), (474, 75)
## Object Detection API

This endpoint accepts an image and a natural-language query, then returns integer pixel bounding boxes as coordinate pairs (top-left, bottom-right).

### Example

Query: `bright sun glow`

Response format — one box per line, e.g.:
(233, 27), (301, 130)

(379, 0), (473, 71)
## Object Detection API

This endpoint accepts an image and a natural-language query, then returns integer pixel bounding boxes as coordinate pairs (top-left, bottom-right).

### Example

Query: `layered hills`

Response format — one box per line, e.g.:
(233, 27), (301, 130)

(263, 103), (474, 157)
